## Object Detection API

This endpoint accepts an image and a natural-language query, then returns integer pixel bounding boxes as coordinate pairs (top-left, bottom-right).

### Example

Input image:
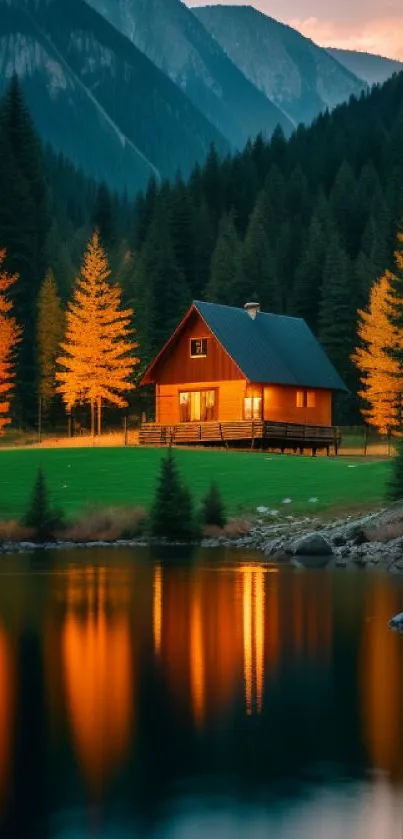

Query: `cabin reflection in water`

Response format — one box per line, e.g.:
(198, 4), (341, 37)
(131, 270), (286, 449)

(151, 562), (333, 725)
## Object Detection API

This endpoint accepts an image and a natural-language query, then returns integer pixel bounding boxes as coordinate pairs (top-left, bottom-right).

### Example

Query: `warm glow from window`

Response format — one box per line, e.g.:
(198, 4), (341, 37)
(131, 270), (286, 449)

(179, 390), (216, 421)
(307, 391), (316, 408)
(296, 390), (304, 408)
(245, 385), (262, 420)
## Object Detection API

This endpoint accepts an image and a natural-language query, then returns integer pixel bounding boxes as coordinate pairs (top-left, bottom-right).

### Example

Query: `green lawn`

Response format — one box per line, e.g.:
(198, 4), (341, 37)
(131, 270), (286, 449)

(0, 447), (391, 521)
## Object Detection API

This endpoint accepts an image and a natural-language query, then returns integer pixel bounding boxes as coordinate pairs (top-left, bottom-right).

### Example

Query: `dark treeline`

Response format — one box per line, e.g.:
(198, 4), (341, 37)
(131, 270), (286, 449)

(1, 71), (403, 429)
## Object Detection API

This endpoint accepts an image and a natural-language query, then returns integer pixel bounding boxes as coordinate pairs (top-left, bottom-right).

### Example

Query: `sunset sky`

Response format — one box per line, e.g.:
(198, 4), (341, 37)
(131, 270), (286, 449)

(186, 1), (403, 60)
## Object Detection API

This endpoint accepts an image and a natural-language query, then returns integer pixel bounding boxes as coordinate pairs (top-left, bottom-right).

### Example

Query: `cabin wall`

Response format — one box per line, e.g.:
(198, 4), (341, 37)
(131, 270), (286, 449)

(153, 311), (243, 385)
(157, 381), (246, 425)
(263, 386), (332, 426)
(156, 383), (332, 425)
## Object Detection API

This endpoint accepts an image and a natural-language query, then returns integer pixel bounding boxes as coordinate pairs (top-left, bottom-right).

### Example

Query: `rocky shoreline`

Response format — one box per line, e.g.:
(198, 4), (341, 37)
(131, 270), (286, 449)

(1, 505), (403, 571)
(203, 504), (403, 573)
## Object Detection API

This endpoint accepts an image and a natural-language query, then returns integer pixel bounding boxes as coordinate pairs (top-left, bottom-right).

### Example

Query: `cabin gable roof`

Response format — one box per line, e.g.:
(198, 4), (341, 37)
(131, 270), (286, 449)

(141, 300), (348, 392)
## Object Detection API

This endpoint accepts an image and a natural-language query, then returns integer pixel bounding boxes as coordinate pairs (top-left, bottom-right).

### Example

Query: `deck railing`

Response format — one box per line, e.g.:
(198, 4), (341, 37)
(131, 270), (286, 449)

(139, 420), (340, 454)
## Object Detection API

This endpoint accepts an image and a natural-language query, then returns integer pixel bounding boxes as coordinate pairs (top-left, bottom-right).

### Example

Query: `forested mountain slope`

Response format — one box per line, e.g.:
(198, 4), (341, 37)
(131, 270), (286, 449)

(328, 48), (403, 86)
(193, 4), (365, 125)
(86, 0), (293, 145)
(0, 0), (230, 194)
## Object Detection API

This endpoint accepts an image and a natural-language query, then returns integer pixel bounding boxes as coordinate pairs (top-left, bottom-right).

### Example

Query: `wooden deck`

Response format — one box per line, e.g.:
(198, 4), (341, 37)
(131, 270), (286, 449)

(139, 420), (341, 454)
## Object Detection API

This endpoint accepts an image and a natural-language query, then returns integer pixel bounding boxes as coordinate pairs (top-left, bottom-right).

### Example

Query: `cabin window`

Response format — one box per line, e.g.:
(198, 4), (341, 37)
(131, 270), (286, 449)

(190, 338), (208, 358)
(244, 385), (262, 420)
(179, 390), (216, 422)
(296, 390), (316, 408)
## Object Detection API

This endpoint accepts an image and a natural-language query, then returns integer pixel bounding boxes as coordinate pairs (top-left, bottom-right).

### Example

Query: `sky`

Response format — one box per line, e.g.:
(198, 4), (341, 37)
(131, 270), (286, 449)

(186, 0), (403, 60)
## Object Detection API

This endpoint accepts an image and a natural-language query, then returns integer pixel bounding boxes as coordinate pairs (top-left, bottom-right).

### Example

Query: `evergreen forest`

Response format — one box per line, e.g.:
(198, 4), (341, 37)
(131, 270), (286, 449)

(1, 70), (403, 429)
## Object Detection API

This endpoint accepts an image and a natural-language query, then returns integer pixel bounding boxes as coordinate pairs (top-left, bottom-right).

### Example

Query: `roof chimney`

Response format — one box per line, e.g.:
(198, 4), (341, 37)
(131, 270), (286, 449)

(244, 301), (260, 320)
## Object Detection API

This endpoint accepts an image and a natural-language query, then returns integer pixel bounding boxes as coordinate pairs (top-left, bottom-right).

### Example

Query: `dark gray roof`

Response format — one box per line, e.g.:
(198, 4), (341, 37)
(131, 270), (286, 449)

(195, 300), (348, 391)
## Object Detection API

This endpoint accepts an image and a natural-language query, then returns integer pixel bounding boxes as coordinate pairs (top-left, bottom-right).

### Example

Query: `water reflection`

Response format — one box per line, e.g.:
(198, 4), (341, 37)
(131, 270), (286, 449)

(0, 552), (401, 837)
(61, 567), (134, 795)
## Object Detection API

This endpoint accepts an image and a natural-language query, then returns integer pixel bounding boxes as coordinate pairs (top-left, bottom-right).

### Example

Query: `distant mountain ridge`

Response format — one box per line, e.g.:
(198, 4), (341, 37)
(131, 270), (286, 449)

(327, 48), (403, 86)
(86, 0), (294, 146)
(192, 4), (366, 125)
(0, 0), (231, 194)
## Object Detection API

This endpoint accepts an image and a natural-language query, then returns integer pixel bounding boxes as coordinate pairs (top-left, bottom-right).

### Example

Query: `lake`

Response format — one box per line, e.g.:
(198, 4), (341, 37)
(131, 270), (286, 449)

(0, 547), (402, 838)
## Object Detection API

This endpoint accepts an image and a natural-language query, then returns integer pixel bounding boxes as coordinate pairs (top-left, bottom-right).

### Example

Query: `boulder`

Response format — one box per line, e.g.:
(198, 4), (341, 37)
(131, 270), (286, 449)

(292, 533), (333, 557)
(388, 612), (403, 631)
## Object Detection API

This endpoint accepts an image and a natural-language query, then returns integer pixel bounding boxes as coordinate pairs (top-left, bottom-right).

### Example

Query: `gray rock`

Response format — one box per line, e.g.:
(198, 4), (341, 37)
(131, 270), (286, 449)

(292, 533), (333, 557)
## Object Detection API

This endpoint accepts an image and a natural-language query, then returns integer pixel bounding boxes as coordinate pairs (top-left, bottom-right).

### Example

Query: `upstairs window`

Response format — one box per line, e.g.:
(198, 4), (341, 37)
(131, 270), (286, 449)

(190, 338), (208, 358)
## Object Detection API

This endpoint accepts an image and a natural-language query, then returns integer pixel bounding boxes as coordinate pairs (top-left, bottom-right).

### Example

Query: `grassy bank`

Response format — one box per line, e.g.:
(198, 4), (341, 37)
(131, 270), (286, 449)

(0, 447), (390, 521)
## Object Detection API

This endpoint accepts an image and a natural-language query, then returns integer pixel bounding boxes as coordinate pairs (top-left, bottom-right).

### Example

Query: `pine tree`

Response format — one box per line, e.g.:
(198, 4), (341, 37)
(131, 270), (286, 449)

(352, 272), (401, 433)
(133, 204), (191, 358)
(205, 213), (243, 306)
(56, 232), (139, 435)
(319, 233), (354, 386)
(0, 76), (50, 424)
(37, 270), (65, 411)
(0, 250), (21, 434)
(149, 449), (199, 541)
(241, 201), (279, 312)
(291, 215), (326, 329)
(201, 482), (227, 528)
(386, 227), (403, 368)
(23, 467), (63, 542)
(92, 182), (117, 251)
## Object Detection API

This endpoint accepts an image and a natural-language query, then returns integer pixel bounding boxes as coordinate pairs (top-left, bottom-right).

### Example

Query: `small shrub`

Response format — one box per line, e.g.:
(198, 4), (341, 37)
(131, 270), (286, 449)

(149, 448), (200, 541)
(201, 481), (227, 528)
(386, 442), (403, 502)
(23, 467), (64, 542)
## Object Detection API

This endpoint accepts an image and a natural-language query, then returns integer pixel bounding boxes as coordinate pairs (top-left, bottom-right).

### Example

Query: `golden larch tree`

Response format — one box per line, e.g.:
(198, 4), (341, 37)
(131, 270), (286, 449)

(352, 271), (401, 433)
(0, 250), (21, 434)
(37, 269), (65, 410)
(56, 232), (138, 434)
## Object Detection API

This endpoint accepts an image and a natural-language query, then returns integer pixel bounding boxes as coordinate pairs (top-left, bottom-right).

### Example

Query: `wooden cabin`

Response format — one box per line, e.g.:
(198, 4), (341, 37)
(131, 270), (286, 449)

(140, 301), (347, 453)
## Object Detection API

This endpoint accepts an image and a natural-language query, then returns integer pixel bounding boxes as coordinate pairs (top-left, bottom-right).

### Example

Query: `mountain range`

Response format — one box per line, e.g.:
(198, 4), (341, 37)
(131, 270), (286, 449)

(193, 4), (365, 126)
(0, 0), (402, 195)
(327, 49), (403, 86)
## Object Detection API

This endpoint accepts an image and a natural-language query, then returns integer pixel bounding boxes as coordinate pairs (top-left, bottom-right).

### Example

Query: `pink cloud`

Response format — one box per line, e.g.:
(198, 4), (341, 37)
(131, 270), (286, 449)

(288, 15), (403, 60)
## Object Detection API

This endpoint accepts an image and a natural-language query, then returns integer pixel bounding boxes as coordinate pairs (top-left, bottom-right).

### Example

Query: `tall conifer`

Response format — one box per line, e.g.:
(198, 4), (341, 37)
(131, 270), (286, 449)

(352, 272), (401, 433)
(56, 232), (138, 435)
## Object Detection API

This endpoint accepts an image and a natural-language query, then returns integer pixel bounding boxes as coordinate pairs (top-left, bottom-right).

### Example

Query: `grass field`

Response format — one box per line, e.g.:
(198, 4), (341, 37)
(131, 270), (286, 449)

(0, 447), (391, 521)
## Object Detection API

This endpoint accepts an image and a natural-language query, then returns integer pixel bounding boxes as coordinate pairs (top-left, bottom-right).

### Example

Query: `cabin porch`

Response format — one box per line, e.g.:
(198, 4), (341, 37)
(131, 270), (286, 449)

(139, 420), (341, 455)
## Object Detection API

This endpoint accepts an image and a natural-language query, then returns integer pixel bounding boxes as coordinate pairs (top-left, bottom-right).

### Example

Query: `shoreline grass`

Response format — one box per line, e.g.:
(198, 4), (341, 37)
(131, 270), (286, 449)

(0, 446), (391, 521)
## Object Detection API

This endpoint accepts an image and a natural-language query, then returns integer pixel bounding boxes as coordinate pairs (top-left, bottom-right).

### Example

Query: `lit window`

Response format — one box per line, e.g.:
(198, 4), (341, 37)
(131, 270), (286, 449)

(244, 386), (262, 420)
(179, 390), (216, 422)
(190, 338), (207, 358)
(296, 390), (304, 408)
(307, 391), (316, 408)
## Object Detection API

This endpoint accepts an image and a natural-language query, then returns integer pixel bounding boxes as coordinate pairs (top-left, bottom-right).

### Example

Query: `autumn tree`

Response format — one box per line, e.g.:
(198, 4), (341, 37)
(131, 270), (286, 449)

(0, 250), (21, 434)
(56, 232), (138, 435)
(352, 272), (401, 433)
(37, 269), (65, 412)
